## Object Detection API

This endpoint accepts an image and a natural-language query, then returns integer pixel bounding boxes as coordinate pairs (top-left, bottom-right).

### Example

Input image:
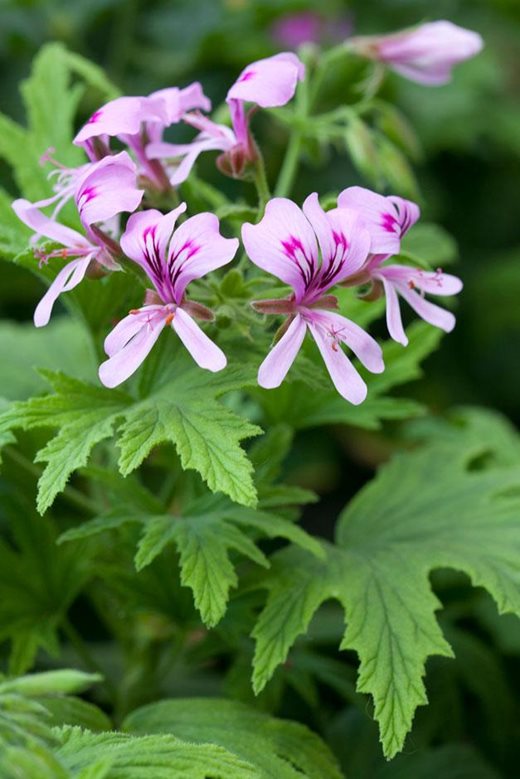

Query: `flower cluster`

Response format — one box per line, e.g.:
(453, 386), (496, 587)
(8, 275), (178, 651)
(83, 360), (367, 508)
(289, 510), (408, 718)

(13, 21), (480, 403)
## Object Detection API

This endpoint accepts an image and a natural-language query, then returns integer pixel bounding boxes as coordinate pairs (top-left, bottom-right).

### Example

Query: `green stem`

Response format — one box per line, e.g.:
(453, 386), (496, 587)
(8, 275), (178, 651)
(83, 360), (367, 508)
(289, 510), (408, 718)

(252, 157), (271, 210)
(274, 52), (311, 198)
(4, 447), (98, 514)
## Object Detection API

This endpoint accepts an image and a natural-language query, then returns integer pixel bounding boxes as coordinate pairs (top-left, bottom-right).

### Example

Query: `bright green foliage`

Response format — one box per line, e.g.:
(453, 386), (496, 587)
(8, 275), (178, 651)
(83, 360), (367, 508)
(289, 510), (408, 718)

(257, 321), (441, 430)
(251, 412), (520, 758)
(124, 697), (343, 779)
(0, 359), (261, 513)
(60, 497), (322, 628)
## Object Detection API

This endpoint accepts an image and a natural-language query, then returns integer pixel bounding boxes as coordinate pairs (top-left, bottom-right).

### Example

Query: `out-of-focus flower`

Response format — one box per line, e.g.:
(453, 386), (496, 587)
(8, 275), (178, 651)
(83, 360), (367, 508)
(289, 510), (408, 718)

(12, 152), (143, 326)
(349, 21), (483, 85)
(338, 186), (463, 345)
(271, 11), (353, 49)
(99, 206), (238, 387)
(242, 193), (384, 404)
(73, 84), (210, 189)
(148, 52), (305, 181)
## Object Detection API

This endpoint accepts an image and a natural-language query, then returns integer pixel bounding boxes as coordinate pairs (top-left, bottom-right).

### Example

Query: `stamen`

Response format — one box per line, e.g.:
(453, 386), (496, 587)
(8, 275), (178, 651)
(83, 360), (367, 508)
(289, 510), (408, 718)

(165, 312), (175, 326)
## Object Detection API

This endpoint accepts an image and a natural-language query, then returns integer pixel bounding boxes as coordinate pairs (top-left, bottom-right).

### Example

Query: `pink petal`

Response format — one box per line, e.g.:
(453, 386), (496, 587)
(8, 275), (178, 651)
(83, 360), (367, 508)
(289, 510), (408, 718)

(75, 151), (143, 227)
(258, 314), (307, 389)
(302, 194), (371, 290)
(309, 310), (384, 373)
(167, 212), (239, 300)
(307, 315), (368, 405)
(378, 275), (408, 346)
(227, 52), (305, 108)
(150, 82), (211, 124)
(171, 308), (226, 371)
(103, 305), (165, 357)
(396, 284), (457, 332)
(99, 310), (167, 388)
(338, 186), (419, 255)
(381, 265), (463, 296)
(242, 198), (318, 302)
(74, 96), (169, 145)
(34, 257), (92, 327)
(13, 199), (89, 249)
(147, 135), (233, 186)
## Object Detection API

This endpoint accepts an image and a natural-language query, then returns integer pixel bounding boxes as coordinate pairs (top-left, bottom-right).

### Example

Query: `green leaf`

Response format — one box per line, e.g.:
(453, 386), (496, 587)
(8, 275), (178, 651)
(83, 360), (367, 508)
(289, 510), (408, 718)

(124, 697), (343, 779)
(251, 411), (520, 758)
(0, 354), (260, 513)
(56, 727), (259, 779)
(257, 322), (441, 430)
(0, 670), (101, 698)
(400, 223), (459, 268)
(60, 500), (322, 628)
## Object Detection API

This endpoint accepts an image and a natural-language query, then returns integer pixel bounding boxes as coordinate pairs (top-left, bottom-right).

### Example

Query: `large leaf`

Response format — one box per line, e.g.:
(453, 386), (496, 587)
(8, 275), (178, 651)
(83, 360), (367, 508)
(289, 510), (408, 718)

(0, 358), (261, 514)
(124, 697), (342, 779)
(251, 408), (520, 758)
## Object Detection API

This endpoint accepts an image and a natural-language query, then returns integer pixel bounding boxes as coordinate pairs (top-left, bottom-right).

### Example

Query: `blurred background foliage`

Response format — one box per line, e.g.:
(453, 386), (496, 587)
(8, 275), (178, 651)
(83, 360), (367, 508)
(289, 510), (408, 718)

(1, 0), (520, 775)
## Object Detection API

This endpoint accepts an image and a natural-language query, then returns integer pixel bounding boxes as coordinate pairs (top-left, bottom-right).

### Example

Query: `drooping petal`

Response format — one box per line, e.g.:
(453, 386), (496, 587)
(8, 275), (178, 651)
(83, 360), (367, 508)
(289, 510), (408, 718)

(12, 199), (90, 249)
(396, 283), (457, 333)
(147, 134), (233, 186)
(307, 314), (369, 405)
(74, 95), (169, 145)
(257, 314), (307, 389)
(103, 305), (165, 357)
(99, 308), (167, 388)
(378, 275), (408, 346)
(337, 186), (420, 255)
(302, 193), (371, 294)
(167, 213), (239, 301)
(171, 307), (226, 371)
(309, 310), (384, 373)
(120, 206), (186, 294)
(34, 256), (92, 327)
(227, 52), (305, 108)
(242, 198), (319, 302)
(150, 82), (211, 124)
(75, 151), (143, 227)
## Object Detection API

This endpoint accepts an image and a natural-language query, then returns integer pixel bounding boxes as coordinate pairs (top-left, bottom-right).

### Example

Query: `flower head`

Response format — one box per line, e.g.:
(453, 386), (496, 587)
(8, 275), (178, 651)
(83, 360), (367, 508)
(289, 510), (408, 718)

(242, 194), (384, 404)
(99, 206), (239, 388)
(338, 186), (463, 345)
(351, 21), (483, 86)
(12, 152), (143, 327)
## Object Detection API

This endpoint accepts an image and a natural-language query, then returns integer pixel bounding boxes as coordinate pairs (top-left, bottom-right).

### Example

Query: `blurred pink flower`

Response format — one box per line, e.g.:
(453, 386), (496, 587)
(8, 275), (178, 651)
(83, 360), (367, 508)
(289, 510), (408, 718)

(242, 194), (384, 404)
(271, 11), (353, 49)
(350, 21), (483, 85)
(99, 206), (238, 387)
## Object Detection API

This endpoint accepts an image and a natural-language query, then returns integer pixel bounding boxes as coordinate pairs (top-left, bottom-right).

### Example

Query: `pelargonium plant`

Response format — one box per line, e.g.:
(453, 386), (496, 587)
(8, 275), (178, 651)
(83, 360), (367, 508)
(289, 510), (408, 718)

(2, 17), (518, 779)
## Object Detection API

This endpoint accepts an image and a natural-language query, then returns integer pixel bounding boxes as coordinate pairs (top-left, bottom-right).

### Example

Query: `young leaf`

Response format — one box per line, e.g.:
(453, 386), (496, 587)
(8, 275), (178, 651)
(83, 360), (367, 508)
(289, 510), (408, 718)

(124, 697), (343, 779)
(251, 410), (520, 759)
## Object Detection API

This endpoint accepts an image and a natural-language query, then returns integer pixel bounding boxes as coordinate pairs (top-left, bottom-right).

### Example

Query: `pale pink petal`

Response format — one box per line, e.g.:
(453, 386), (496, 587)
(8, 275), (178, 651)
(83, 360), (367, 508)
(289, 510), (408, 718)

(103, 305), (165, 357)
(381, 265), (463, 296)
(257, 314), (307, 389)
(171, 308), (226, 371)
(242, 198), (318, 302)
(75, 151), (143, 227)
(147, 135), (233, 186)
(338, 186), (419, 255)
(99, 310), (167, 388)
(309, 310), (384, 373)
(150, 82), (211, 124)
(302, 193), (371, 291)
(74, 96), (169, 145)
(307, 316), (368, 405)
(377, 275), (408, 346)
(34, 257), (92, 327)
(396, 284), (457, 332)
(167, 213), (239, 301)
(13, 199), (89, 249)
(227, 52), (305, 108)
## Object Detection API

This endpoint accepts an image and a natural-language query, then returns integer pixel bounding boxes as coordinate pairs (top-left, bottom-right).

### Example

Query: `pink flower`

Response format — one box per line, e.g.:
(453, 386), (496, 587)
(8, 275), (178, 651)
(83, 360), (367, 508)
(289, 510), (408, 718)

(271, 11), (353, 49)
(242, 194), (384, 404)
(12, 152), (143, 327)
(338, 186), (463, 345)
(73, 84), (210, 189)
(99, 205), (238, 388)
(147, 52), (305, 182)
(350, 21), (483, 86)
